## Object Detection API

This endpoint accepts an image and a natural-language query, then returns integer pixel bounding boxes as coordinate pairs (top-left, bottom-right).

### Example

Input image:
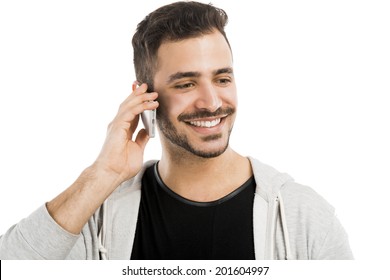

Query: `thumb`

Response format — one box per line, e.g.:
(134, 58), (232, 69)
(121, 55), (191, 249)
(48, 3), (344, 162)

(135, 129), (150, 151)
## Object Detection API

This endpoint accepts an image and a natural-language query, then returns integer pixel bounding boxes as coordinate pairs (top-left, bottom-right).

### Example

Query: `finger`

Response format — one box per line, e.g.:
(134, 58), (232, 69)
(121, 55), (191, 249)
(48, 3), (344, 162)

(135, 128), (150, 151)
(116, 91), (158, 119)
(121, 84), (148, 107)
(116, 99), (159, 123)
(111, 100), (158, 142)
(132, 81), (140, 91)
(133, 83), (148, 96)
(128, 114), (140, 137)
(119, 90), (157, 113)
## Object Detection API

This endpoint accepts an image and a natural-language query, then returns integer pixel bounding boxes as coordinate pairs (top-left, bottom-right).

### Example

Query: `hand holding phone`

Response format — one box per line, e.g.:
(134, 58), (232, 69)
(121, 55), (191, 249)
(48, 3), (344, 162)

(133, 82), (157, 138)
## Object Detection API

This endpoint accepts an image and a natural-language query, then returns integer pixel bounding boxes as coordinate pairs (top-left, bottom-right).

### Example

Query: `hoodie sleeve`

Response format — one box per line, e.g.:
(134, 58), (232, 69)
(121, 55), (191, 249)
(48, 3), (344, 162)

(314, 214), (354, 260)
(0, 204), (81, 259)
(278, 182), (354, 260)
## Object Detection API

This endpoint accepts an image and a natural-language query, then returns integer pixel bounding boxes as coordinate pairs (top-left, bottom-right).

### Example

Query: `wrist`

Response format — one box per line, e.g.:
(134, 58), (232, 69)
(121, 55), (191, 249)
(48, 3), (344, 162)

(88, 161), (131, 189)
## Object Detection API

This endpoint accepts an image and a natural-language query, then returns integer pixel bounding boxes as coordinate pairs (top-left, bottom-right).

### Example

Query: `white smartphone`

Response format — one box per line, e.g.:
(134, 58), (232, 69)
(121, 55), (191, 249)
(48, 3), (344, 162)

(141, 108), (156, 138)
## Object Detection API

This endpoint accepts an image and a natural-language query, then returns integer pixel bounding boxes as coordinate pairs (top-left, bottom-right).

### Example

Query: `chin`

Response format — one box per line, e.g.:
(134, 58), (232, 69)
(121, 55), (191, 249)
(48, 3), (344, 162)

(157, 109), (234, 159)
(186, 133), (231, 159)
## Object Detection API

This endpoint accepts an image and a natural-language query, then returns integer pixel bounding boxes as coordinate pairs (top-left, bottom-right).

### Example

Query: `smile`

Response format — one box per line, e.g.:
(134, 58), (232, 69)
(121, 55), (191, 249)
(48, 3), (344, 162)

(189, 118), (221, 128)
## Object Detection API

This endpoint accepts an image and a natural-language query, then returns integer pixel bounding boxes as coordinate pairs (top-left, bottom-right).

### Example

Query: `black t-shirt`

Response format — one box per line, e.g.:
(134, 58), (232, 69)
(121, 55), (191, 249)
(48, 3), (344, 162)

(130, 163), (256, 260)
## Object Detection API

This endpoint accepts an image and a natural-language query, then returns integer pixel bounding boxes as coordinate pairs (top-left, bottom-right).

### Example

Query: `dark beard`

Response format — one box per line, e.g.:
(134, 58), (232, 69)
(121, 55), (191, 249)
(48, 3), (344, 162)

(156, 107), (235, 158)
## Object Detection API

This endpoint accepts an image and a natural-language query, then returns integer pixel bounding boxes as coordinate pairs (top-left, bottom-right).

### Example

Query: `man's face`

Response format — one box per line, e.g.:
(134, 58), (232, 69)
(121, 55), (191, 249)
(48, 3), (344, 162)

(153, 30), (237, 158)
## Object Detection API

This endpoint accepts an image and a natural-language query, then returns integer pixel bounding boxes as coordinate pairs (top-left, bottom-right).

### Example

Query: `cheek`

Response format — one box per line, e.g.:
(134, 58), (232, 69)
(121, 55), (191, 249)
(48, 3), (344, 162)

(158, 94), (192, 120)
(229, 93), (238, 105)
(222, 87), (238, 107)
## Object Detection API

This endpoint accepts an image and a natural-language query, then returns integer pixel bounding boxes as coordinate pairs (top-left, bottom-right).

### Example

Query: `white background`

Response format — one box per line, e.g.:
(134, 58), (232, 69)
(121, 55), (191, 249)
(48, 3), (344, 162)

(0, 0), (389, 264)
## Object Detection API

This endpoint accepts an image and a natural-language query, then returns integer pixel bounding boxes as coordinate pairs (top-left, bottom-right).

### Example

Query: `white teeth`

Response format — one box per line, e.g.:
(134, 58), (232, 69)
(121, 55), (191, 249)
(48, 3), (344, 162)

(189, 118), (221, 128)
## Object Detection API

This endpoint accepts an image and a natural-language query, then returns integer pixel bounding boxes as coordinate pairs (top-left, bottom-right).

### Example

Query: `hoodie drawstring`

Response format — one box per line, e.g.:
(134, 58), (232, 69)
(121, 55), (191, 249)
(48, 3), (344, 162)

(269, 192), (292, 260)
(98, 200), (108, 260)
(269, 196), (278, 260)
(278, 191), (292, 260)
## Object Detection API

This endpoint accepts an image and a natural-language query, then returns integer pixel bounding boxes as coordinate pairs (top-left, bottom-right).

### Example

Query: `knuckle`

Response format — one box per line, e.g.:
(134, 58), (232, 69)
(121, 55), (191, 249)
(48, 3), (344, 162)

(142, 102), (153, 110)
(142, 92), (157, 102)
(106, 121), (113, 132)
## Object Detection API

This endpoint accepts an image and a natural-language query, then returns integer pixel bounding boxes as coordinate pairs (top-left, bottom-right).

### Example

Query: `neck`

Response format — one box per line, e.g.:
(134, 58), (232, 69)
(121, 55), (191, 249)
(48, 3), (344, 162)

(158, 146), (252, 202)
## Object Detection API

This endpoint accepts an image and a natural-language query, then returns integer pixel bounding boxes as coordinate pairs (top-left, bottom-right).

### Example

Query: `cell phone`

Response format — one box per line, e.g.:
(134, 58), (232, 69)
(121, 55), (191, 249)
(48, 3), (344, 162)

(141, 108), (156, 138)
(134, 81), (156, 138)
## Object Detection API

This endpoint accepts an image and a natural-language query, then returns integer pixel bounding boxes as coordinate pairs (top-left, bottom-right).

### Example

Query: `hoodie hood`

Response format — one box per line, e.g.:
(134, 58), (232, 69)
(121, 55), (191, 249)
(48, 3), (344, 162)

(248, 157), (294, 260)
(249, 156), (293, 200)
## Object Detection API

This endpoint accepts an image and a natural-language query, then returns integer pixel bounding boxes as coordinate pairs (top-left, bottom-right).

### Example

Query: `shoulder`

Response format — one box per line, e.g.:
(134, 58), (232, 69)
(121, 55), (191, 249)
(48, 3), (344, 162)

(281, 181), (335, 216)
(281, 182), (353, 259)
(280, 182), (345, 258)
(281, 181), (336, 239)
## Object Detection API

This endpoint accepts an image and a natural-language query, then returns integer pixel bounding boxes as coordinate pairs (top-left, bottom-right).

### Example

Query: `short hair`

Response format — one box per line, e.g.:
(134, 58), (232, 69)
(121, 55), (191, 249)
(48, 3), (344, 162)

(132, 1), (230, 91)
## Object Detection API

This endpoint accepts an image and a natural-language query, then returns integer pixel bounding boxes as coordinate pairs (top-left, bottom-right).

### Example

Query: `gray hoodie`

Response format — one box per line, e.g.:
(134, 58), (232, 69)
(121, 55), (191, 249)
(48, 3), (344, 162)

(0, 157), (353, 259)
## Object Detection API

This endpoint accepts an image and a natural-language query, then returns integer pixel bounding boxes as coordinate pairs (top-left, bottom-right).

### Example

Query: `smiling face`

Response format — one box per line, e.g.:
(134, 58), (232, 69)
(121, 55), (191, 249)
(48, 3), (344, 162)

(153, 30), (237, 158)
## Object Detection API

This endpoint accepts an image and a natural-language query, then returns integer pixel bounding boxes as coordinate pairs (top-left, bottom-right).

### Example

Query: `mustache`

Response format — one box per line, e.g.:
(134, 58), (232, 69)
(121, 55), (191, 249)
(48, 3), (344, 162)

(177, 107), (236, 122)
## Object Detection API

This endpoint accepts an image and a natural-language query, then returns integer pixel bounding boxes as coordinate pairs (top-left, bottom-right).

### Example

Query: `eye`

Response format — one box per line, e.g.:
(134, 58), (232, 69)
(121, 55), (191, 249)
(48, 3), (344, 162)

(174, 83), (195, 90)
(216, 77), (232, 86)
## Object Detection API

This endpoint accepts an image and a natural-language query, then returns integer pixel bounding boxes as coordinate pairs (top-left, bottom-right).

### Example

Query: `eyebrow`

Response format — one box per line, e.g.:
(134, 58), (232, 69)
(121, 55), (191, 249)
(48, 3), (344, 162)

(167, 71), (200, 84)
(166, 67), (234, 84)
(213, 67), (233, 76)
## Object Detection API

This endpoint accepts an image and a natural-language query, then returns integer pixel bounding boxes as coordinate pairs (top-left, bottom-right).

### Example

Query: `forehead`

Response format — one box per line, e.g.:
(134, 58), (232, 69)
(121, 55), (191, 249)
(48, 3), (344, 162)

(155, 31), (233, 81)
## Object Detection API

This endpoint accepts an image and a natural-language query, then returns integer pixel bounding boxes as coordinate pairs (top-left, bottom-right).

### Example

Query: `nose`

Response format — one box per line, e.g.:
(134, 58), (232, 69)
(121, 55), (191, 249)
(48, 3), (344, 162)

(194, 83), (222, 112)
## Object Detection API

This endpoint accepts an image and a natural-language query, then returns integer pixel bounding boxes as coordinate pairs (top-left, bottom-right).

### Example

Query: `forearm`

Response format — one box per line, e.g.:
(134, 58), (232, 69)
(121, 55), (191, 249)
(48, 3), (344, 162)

(0, 205), (81, 259)
(46, 164), (122, 235)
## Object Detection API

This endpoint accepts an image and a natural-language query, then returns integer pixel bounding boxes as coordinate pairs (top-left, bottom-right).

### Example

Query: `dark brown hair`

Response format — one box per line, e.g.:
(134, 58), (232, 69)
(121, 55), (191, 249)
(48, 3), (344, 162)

(132, 1), (230, 91)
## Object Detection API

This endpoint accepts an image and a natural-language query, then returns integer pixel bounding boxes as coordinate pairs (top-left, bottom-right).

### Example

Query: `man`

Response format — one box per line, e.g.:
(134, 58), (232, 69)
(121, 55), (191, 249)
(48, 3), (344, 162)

(0, 1), (352, 259)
